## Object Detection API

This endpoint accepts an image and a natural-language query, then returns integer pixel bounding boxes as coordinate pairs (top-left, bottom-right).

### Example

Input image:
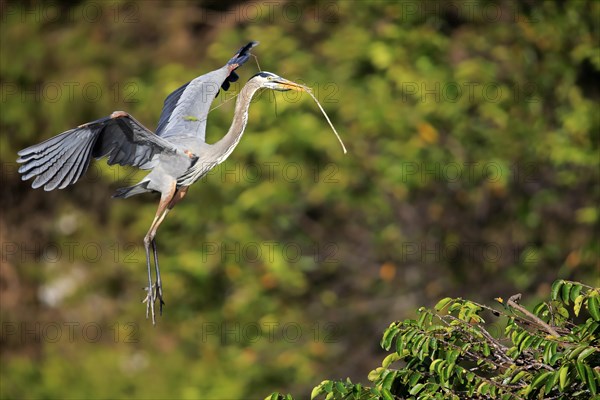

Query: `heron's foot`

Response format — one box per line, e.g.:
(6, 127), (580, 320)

(142, 285), (156, 325)
(142, 283), (164, 324)
(155, 280), (165, 316)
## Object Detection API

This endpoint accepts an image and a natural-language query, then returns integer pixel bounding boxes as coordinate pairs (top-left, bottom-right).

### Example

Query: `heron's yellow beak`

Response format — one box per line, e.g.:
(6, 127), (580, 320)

(271, 78), (308, 92)
(278, 81), (305, 91)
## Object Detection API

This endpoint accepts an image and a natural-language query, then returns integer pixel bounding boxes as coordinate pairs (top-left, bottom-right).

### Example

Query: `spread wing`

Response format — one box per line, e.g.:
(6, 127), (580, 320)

(155, 41), (258, 141)
(17, 111), (177, 191)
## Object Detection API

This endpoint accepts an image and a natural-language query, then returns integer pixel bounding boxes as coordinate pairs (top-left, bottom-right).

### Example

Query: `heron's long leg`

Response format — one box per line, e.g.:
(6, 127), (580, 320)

(143, 182), (176, 325)
(143, 243), (152, 318)
(151, 238), (165, 315)
(149, 208), (172, 316)
(152, 186), (188, 315)
(149, 186), (190, 316)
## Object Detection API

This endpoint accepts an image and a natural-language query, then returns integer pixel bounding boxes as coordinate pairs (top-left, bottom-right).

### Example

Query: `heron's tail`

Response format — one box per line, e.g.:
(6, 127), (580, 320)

(112, 181), (151, 199)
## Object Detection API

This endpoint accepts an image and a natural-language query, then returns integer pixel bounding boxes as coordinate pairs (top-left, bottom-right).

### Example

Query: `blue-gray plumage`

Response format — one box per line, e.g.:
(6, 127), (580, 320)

(16, 41), (308, 324)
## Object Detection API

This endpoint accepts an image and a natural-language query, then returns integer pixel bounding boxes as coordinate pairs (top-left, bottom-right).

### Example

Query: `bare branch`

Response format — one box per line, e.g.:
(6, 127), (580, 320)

(507, 294), (560, 337)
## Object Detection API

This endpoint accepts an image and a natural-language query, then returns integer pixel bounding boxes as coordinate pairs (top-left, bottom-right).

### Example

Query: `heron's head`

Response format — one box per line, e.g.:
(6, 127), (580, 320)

(251, 71), (306, 92)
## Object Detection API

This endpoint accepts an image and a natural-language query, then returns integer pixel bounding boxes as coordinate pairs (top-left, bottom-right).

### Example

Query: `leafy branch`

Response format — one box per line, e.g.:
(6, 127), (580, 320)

(268, 280), (599, 400)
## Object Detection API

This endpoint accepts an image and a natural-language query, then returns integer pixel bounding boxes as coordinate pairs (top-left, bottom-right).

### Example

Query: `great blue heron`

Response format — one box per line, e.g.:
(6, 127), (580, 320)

(16, 41), (309, 324)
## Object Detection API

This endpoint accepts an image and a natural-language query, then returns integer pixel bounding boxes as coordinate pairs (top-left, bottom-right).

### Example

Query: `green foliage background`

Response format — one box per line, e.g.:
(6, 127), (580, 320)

(0, 1), (598, 398)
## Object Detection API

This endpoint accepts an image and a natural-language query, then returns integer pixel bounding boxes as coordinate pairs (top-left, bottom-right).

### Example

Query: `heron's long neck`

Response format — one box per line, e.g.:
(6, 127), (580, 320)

(213, 81), (261, 163)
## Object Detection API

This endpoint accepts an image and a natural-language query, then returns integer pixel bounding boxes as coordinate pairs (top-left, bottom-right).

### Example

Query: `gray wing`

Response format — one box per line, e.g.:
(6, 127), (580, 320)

(17, 111), (177, 191)
(155, 41), (258, 141)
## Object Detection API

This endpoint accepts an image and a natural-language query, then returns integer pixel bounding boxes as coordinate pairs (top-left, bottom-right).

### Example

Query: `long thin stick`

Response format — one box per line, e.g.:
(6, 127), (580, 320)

(507, 294), (560, 337)
(303, 88), (348, 154)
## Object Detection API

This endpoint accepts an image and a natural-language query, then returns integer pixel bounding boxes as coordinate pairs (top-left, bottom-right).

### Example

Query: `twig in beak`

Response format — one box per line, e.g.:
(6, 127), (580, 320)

(302, 86), (348, 154)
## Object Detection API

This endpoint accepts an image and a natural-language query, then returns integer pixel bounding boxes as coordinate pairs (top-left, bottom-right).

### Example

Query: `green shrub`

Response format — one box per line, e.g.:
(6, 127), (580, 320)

(270, 280), (599, 399)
